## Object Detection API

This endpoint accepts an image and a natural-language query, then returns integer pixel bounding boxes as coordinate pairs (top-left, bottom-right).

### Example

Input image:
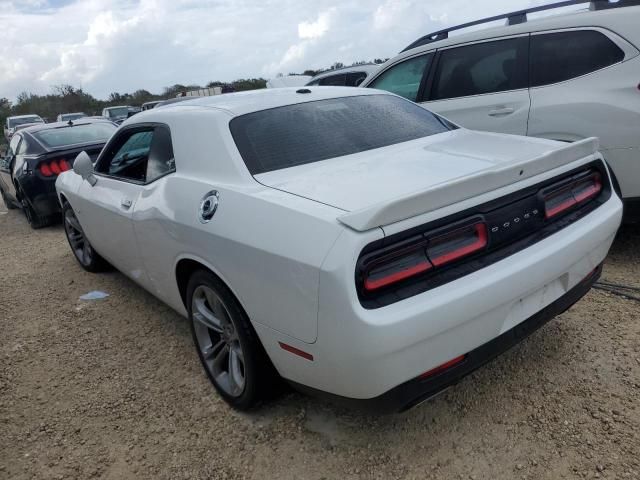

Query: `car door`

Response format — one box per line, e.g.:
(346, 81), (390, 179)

(72, 125), (158, 284)
(421, 36), (530, 135)
(0, 134), (22, 200)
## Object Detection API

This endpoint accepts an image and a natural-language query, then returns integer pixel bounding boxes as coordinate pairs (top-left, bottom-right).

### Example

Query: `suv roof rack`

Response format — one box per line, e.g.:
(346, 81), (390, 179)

(401, 0), (640, 52)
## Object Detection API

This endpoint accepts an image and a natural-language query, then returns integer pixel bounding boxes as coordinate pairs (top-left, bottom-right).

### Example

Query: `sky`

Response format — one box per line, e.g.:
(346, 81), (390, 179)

(0, 0), (565, 101)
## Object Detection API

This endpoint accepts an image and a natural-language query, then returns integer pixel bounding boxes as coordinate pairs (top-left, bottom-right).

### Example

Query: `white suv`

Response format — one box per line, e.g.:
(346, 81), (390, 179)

(361, 0), (640, 220)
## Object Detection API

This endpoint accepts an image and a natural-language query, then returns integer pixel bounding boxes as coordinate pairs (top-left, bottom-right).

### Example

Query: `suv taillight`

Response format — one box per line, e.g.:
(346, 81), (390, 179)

(361, 217), (488, 293)
(542, 171), (602, 219)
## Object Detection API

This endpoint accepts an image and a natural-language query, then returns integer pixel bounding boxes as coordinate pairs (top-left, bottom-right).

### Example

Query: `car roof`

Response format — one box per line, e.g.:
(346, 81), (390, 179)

(307, 64), (380, 83)
(396, 3), (639, 58)
(21, 118), (114, 134)
(8, 114), (42, 120)
(140, 87), (385, 118)
(104, 105), (130, 109)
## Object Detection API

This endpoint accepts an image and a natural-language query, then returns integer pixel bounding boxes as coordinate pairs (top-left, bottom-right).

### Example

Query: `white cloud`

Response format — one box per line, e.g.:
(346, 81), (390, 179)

(0, 0), (553, 101)
(298, 8), (335, 39)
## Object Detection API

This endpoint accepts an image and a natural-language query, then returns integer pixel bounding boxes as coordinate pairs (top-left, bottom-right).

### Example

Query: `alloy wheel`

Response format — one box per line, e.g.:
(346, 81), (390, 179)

(64, 208), (93, 266)
(191, 285), (246, 397)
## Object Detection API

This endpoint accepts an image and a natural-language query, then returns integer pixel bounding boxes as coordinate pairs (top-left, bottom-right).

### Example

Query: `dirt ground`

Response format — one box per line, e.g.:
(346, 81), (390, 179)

(1, 203), (639, 480)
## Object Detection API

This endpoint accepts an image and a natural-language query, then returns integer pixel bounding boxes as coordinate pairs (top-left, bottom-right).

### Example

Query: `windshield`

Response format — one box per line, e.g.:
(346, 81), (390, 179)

(60, 113), (87, 121)
(106, 107), (129, 118)
(230, 94), (454, 174)
(9, 116), (42, 127)
(32, 123), (117, 148)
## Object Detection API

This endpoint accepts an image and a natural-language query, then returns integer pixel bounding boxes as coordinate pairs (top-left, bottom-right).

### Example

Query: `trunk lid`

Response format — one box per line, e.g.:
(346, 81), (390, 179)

(254, 130), (599, 231)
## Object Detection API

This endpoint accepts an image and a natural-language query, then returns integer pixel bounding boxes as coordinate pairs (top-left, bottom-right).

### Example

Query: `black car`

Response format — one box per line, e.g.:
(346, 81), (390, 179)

(0, 119), (117, 228)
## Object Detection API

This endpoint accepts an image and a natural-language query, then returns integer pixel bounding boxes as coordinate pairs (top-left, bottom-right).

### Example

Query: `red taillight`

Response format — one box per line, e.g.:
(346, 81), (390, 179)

(427, 222), (487, 267)
(364, 251), (432, 291)
(361, 219), (487, 293)
(572, 173), (602, 203)
(58, 159), (70, 172)
(38, 158), (72, 177)
(544, 171), (602, 219)
(419, 355), (466, 379)
(39, 163), (53, 177)
(49, 161), (61, 175)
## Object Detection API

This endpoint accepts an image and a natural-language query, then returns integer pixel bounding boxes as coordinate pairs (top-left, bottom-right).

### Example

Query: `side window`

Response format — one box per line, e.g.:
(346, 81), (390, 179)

(431, 37), (528, 100)
(345, 72), (367, 87)
(98, 129), (153, 182)
(307, 80), (320, 86)
(530, 30), (624, 87)
(368, 54), (432, 101)
(146, 126), (175, 182)
(319, 74), (346, 86)
(97, 126), (175, 183)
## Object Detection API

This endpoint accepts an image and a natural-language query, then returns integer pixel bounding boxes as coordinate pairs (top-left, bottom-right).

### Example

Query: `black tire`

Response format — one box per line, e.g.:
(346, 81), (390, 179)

(187, 269), (280, 410)
(20, 194), (54, 229)
(62, 202), (109, 272)
(1, 187), (16, 209)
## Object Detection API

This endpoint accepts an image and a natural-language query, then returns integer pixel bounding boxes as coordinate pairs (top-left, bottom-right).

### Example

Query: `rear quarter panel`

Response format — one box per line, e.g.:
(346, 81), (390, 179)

(132, 174), (345, 344)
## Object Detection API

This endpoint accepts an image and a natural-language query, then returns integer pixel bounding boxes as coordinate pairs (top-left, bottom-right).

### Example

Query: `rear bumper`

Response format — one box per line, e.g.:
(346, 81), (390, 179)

(257, 193), (622, 403)
(292, 264), (601, 413)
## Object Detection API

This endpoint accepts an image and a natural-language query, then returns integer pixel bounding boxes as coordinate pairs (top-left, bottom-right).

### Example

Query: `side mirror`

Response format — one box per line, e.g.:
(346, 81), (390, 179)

(73, 151), (97, 186)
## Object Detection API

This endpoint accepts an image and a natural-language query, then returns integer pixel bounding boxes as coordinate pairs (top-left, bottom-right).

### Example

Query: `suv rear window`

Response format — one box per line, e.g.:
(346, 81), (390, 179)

(33, 123), (117, 148)
(530, 30), (624, 87)
(230, 94), (454, 174)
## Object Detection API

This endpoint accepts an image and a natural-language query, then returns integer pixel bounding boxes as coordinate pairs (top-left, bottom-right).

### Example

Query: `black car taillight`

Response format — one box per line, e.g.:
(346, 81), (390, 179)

(38, 158), (71, 177)
(543, 171), (602, 219)
(360, 218), (488, 293)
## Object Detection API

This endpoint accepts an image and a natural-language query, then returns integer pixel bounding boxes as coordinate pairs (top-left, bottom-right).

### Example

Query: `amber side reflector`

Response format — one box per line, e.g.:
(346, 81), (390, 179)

(419, 355), (466, 379)
(278, 342), (313, 361)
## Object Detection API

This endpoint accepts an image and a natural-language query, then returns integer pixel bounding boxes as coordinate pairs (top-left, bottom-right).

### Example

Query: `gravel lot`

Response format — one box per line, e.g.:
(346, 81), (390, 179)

(1, 203), (639, 480)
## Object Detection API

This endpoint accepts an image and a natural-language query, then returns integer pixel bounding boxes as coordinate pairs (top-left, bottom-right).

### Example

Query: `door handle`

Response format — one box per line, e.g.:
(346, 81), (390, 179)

(488, 107), (515, 117)
(121, 198), (132, 209)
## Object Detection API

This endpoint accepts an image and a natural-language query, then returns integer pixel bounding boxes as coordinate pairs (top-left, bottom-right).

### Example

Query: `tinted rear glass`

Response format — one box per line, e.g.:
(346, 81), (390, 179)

(10, 116), (42, 127)
(230, 94), (453, 174)
(530, 30), (624, 87)
(33, 123), (117, 148)
(106, 107), (129, 118)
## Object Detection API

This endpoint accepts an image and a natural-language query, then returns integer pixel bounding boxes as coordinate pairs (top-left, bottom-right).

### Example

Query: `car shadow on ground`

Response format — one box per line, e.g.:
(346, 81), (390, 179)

(608, 222), (640, 258)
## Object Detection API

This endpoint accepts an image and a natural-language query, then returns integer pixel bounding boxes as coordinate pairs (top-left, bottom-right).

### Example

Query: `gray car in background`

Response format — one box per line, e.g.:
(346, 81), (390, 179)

(305, 64), (379, 87)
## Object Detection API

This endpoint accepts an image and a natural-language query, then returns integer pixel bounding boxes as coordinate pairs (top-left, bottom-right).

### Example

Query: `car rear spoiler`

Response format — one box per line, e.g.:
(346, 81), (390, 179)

(337, 137), (600, 232)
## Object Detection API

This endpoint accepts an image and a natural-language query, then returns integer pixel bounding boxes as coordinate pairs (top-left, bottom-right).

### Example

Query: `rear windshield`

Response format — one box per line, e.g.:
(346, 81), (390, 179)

(10, 116), (42, 127)
(230, 94), (454, 174)
(32, 123), (117, 148)
(106, 107), (129, 118)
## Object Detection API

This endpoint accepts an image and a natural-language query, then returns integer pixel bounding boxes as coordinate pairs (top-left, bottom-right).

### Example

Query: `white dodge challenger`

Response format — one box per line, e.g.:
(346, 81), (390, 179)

(56, 87), (622, 411)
